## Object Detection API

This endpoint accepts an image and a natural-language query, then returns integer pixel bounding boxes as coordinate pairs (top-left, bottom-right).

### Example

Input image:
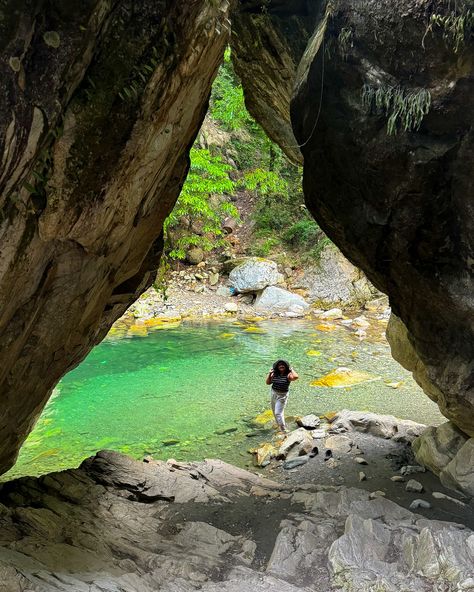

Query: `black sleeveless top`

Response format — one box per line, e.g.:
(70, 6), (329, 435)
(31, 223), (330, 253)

(271, 373), (290, 393)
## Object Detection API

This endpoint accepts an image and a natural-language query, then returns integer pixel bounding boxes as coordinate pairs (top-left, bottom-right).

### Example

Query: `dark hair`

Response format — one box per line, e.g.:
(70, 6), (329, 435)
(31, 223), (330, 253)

(272, 359), (290, 376)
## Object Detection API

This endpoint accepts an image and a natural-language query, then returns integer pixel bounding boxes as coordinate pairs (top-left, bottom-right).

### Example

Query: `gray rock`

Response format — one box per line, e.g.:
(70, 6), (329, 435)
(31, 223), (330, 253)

(369, 490), (386, 499)
(390, 476), (405, 482)
(325, 435), (352, 454)
(283, 456), (309, 470)
(229, 258), (283, 293)
(330, 409), (426, 442)
(401, 465), (426, 476)
(296, 414), (321, 430)
(254, 286), (309, 315)
(406, 479), (424, 493)
(359, 472), (367, 482)
(224, 302), (238, 313)
(413, 421), (469, 474)
(209, 272), (219, 286)
(354, 457), (368, 465)
(432, 491), (466, 506)
(409, 499), (431, 510)
(278, 428), (314, 461)
(440, 439), (474, 497)
(216, 286), (230, 297)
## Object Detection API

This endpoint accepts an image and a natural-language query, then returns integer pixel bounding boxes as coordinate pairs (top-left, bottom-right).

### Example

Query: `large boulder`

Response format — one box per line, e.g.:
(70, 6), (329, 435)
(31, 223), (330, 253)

(229, 258), (283, 293)
(330, 409), (426, 443)
(255, 286), (309, 315)
(412, 422), (469, 475)
(440, 439), (474, 498)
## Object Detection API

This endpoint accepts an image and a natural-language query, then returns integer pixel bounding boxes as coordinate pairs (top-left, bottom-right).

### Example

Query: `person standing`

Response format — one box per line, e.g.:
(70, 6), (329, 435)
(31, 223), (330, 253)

(266, 359), (299, 433)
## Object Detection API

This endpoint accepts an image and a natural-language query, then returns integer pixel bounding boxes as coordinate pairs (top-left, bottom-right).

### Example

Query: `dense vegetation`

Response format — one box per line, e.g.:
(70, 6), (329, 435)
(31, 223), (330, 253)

(164, 49), (327, 265)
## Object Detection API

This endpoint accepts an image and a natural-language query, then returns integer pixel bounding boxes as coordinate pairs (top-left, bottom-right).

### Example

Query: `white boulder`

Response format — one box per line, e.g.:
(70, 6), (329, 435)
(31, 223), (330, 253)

(255, 286), (309, 315)
(229, 258), (283, 293)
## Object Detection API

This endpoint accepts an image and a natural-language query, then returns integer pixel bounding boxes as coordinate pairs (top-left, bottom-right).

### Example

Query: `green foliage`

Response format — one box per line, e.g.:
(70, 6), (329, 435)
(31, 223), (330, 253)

(164, 148), (238, 260)
(423, 4), (473, 53)
(242, 169), (287, 196)
(210, 48), (252, 131)
(362, 84), (432, 135)
(283, 219), (320, 247)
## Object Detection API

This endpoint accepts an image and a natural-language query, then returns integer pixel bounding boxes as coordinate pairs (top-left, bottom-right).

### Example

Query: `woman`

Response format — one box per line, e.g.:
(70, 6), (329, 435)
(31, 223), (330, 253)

(266, 359), (299, 433)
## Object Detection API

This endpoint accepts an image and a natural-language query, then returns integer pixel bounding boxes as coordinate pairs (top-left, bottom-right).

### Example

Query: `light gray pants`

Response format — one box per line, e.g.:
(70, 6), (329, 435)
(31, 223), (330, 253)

(271, 388), (289, 429)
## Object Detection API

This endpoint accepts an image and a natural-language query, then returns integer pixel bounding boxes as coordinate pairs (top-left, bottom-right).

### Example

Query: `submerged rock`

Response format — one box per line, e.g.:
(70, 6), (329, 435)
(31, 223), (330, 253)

(311, 369), (379, 389)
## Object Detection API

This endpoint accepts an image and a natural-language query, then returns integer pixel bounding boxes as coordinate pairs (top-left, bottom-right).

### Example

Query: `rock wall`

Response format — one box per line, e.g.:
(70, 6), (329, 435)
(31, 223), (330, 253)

(235, 0), (474, 435)
(0, 1), (231, 474)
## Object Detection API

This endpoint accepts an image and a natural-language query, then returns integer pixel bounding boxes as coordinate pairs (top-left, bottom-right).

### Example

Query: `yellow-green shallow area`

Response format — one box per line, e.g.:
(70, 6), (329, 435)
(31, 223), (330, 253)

(4, 319), (444, 480)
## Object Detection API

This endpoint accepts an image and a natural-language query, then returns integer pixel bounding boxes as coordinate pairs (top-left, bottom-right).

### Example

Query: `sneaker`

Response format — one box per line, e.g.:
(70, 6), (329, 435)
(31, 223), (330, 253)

(324, 449), (333, 461)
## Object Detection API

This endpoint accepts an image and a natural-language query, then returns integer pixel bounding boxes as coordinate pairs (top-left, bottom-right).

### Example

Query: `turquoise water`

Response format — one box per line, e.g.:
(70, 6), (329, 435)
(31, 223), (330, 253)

(5, 318), (444, 479)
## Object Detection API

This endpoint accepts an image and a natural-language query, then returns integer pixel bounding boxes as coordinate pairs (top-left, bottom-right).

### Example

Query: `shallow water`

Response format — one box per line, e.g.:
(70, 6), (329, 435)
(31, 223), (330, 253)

(5, 318), (444, 479)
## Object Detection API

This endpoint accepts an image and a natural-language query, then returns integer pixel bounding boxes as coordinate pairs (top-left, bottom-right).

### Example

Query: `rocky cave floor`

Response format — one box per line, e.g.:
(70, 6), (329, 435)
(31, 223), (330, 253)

(0, 427), (473, 592)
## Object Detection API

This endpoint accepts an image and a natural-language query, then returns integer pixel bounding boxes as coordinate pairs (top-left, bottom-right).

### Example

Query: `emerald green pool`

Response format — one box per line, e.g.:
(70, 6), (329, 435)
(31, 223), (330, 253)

(5, 318), (444, 480)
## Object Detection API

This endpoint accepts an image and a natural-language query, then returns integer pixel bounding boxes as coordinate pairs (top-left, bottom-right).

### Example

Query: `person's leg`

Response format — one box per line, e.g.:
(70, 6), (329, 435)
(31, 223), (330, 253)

(274, 393), (288, 431)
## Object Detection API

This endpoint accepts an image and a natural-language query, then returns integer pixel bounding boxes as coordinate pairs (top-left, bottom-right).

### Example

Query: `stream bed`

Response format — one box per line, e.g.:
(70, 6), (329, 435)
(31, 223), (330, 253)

(5, 317), (444, 479)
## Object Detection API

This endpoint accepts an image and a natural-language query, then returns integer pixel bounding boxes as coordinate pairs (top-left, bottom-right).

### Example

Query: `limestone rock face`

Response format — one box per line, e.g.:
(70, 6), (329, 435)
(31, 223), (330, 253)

(0, 1), (231, 474)
(301, 244), (380, 306)
(290, 0), (474, 435)
(0, 451), (472, 591)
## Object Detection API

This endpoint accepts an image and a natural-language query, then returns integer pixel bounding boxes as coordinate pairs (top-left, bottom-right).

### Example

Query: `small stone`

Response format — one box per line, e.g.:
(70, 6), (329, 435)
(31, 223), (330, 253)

(209, 272), (219, 286)
(401, 465), (426, 476)
(194, 273), (204, 280)
(325, 458), (340, 469)
(369, 490), (386, 500)
(354, 457), (368, 465)
(409, 499), (431, 510)
(359, 472), (367, 482)
(225, 302), (238, 313)
(391, 475), (405, 482)
(283, 456), (309, 470)
(197, 261), (206, 268)
(406, 479), (424, 493)
(310, 428), (326, 439)
(319, 308), (343, 320)
(432, 491), (466, 506)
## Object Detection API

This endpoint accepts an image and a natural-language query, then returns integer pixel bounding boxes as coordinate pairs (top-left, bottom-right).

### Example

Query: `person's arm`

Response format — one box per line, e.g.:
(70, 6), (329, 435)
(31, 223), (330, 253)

(288, 367), (299, 381)
(266, 369), (274, 385)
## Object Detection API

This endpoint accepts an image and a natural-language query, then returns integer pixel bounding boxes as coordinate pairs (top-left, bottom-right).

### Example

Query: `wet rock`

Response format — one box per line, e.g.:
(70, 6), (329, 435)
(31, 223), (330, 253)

(229, 258), (283, 293)
(162, 439), (180, 446)
(319, 308), (343, 320)
(406, 480), (423, 493)
(283, 456), (309, 470)
(296, 414), (321, 430)
(409, 499), (431, 510)
(325, 435), (352, 454)
(252, 443), (278, 468)
(255, 286), (309, 316)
